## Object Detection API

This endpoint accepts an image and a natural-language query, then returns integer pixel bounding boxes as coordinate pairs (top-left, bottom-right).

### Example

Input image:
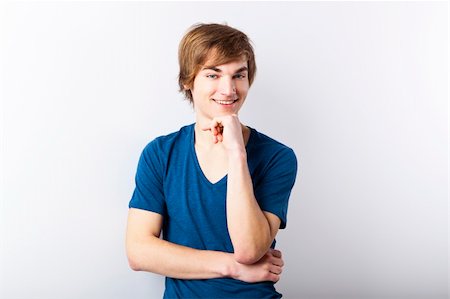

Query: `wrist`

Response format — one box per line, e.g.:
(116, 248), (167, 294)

(227, 148), (247, 162)
(222, 252), (238, 279)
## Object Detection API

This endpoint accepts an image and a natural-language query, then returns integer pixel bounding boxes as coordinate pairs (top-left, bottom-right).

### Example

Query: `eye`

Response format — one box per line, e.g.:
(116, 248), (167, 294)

(206, 74), (218, 79)
(234, 73), (247, 79)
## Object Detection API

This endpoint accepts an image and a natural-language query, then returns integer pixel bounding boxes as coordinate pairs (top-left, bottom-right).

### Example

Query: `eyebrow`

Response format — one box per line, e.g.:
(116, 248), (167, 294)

(201, 66), (248, 73)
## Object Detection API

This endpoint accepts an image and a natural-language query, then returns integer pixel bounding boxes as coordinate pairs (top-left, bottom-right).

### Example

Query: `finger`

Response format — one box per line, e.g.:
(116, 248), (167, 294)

(269, 265), (283, 275)
(201, 119), (221, 132)
(267, 272), (280, 283)
(271, 249), (282, 258)
(269, 251), (284, 267)
(217, 123), (223, 133)
(271, 256), (284, 267)
(214, 119), (222, 129)
(202, 125), (217, 138)
(201, 122), (215, 132)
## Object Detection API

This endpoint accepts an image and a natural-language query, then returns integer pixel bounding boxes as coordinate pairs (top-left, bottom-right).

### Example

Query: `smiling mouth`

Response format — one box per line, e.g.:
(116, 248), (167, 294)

(212, 99), (238, 105)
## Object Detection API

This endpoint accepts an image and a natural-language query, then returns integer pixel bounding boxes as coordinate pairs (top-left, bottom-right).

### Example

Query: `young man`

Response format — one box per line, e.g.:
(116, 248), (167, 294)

(126, 23), (298, 298)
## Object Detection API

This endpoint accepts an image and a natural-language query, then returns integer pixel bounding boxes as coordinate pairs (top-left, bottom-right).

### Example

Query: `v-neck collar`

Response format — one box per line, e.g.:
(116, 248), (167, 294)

(189, 123), (253, 186)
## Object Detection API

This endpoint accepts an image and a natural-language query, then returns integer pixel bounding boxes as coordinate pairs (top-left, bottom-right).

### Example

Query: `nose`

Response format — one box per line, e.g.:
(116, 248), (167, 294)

(219, 76), (236, 97)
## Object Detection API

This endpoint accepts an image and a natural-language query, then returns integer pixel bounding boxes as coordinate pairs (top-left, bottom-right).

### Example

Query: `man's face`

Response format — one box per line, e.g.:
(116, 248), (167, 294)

(189, 57), (249, 122)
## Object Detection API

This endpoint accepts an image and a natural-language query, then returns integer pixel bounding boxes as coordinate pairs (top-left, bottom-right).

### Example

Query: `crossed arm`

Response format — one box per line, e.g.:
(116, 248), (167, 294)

(126, 115), (284, 283)
(125, 154), (283, 283)
(126, 209), (283, 283)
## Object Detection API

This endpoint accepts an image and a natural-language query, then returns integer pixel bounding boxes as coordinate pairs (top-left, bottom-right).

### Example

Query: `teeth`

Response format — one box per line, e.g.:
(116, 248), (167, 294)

(214, 99), (237, 105)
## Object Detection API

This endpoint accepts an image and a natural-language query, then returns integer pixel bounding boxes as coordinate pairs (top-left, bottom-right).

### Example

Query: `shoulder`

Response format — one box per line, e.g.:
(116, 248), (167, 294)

(142, 124), (194, 155)
(138, 124), (194, 170)
(247, 127), (297, 163)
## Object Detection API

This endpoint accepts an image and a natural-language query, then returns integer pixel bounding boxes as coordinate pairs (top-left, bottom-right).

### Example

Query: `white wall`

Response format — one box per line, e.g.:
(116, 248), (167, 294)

(0, 2), (447, 299)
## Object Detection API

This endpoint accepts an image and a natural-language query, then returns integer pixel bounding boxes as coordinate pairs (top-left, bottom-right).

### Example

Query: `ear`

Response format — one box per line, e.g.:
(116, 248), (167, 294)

(183, 84), (189, 90)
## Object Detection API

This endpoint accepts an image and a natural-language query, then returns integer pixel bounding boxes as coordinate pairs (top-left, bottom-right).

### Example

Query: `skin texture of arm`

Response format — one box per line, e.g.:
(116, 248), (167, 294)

(227, 150), (281, 264)
(126, 208), (283, 282)
(202, 115), (282, 265)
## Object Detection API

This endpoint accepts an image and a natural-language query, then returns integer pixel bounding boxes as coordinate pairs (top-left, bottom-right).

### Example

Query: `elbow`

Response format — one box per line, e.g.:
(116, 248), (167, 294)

(232, 235), (272, 264)
(126, 235), (160, 272)
(126, 245), (143, 271)
(128, 256), (142, 271)
(233, 249), (264, 265)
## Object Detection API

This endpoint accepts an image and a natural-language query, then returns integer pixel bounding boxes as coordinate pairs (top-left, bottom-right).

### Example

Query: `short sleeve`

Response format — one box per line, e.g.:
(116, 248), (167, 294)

(254, 147), (298, 229)
(128, 140), (166, 215)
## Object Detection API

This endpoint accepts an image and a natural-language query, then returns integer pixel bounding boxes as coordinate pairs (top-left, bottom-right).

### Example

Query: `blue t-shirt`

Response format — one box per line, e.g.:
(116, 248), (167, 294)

(129, 123), (298, 299)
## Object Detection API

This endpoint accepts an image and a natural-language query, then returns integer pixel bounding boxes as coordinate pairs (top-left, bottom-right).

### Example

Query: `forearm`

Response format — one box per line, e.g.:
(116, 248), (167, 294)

(226, 150), (273, 264)
(127, 234), (283, 284)
(127, 235), (234, 279)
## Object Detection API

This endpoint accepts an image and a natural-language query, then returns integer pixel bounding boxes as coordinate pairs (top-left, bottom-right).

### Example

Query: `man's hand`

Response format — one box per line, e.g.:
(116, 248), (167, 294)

(201, 114), (245, 152)
(230, 249), (284, 283)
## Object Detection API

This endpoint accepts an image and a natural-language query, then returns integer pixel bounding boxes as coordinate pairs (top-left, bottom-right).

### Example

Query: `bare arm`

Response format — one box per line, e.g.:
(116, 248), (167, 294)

(126, 208), (283, 282)
(227, 150), (281, 264)
(203, 116), (282, 265)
